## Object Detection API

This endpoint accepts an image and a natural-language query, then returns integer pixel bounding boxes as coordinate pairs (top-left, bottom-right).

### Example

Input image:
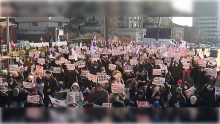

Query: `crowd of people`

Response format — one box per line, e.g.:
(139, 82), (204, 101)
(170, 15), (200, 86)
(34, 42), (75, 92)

(0, 42), (219, 108)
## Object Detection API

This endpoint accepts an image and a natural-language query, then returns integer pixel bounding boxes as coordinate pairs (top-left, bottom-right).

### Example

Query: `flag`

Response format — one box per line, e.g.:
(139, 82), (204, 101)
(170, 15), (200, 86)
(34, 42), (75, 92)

(11, 41), (15, 49)
(91, 35), (96, 53)
(40, 36), (43, 42)
(129, 41), (133, 48)
(179, 40), (187, 48)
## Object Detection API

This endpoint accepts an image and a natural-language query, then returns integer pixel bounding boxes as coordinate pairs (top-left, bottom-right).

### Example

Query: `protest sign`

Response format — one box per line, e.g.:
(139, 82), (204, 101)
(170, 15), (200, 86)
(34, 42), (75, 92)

(37, 58), (45, 65)
(23, 82), (33, 89)
(111, 83), (123, 93)
(97, 72), (107, 75)
(78, 61), (86, 68)
(185, 86), (195, 98)
(9, 65), (18, 72)
(208, 57), (216, 62)
(49, 96), (67, 108)
(102, 103), (112, 108)
(88, 73), (97, 83)
(183, 63), (190, 69)
(91, 53), (100, 59)
(93, 104), (102, 108)
(152, 77), (165, 85)
(194, 56), (200, 61)
(109, 64), (117, 71)
(136, 101), (150, 108)
(81, 70), (89, 77)
(68, 55), (74, 60)
(159, 64), (166, 70)
(27, 95), (40, 104)
(13, 52), (19, 57)
(215, 87), (220, 95)
(130, 59), (137, 65)
(153, 69), (162, 75)
(36, 65), (43, 75)
(53, 67), (61, 73)
(66, 64), (75, 70)
(98, 75), (109, 83)
(155, 59), (163, 65)
(164, 58), (171, 63)
(124, 66), (133, 72)
(29, 52), (34, 57)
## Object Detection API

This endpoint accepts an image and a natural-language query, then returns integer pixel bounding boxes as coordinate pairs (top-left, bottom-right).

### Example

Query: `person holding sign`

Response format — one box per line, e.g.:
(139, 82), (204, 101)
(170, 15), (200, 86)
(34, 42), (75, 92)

(137, 69), (148, 89)
(199, 85), (215, 107)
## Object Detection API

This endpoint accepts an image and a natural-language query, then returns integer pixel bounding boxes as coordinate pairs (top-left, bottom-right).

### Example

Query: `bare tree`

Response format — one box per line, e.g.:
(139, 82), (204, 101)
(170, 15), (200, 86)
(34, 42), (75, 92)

(184, 27), (206, 44)
(100, 17), (119, 46)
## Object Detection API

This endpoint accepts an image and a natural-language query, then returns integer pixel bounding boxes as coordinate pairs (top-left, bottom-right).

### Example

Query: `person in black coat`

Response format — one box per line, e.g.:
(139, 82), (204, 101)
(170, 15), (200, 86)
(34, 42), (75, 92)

(128, 89), (148, 107)
(195, 67), (209, 92)
(111, 93), (125, 107)
(136, 69), (148, 89)
(170, 63), (182, 84)
(150, 92), (165, 108)
(40, 70), (59, 107)
(199, 85), (215, 107)
(8, 87), (30, 108)
(186, 95), (200, 107)
(169, 88), (186, 107)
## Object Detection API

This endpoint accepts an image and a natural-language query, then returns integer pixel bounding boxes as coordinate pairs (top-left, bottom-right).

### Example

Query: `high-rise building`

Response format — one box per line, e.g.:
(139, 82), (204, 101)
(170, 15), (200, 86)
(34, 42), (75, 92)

(193, 17), (219, 42)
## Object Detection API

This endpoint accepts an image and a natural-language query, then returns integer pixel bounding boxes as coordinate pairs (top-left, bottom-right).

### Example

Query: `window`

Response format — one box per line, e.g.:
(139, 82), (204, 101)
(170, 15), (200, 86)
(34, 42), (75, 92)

(32, 22), (38, 26)
(58, 22), (62, 26)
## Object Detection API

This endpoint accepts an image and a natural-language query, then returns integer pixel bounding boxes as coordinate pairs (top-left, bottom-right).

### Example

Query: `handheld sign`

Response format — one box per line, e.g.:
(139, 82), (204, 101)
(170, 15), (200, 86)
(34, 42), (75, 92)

(23, 82), (33, 89)
(37, 58), (45, 65)
(81, 70), (89, 78)
(111, 83), (123, 93)
(152, 77), (165, 86)
(102, 103), (112, 108)
(36, 65), (43, 75)
(155, 59), (163, 65)
(78, 61), (86, 68)
(215, 87), (220, 95)
(185, 86), (195, 98)
(97, 75), (109, 83)
(153, 69), (162, 76)
(9, 65), (18, 72)
(124, 66), (133, 72)
(109, 64), (116, 71)
(53, 67), (61, 73)
(66, 64), (75, 70)
(159, 64), (166, 70)
(88, 73), (97, 83)
(27, 95), (40, 104)
(136, 101), (150, 108)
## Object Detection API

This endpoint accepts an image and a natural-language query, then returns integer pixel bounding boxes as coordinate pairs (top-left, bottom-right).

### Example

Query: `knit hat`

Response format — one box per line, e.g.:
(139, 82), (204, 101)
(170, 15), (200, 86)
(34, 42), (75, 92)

(13, 88), (20, 96)
(207, 85), (214, 91)
(177, 80), (182, 85)
(190, 96), (197, 105)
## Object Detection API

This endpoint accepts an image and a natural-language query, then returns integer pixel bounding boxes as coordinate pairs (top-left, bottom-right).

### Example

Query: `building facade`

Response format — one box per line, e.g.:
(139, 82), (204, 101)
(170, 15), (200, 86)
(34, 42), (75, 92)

(193, 17), (219, 42)
(15, 17), (70, 42)
(81, 17), (145, 41)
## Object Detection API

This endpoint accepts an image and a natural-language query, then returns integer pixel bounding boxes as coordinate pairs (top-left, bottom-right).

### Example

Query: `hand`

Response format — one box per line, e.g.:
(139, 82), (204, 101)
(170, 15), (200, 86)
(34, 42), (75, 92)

(47, 89), (51, 92)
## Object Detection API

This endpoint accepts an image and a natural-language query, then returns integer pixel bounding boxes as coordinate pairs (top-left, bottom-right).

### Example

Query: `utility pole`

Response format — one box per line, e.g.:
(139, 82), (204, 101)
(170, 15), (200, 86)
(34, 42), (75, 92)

(6, 17), (10, 53)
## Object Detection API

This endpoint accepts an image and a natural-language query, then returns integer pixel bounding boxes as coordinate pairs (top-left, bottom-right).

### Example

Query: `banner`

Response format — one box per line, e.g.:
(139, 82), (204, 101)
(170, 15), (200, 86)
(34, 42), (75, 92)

(68, 55), (74, 60)
(198, 60), (207, 67)
(27, 95), (40, 104)
(109, 64), (117, 71)
(152, 77), (165, 85)
(130, 59), (137, 65)
(153, 69), (161, 75)
(124, 66), (133, 72)
(185, 86), (195, 98)
(66, 64), (75, 70)
(136, 101), (150, 108)
(9, 65), (18, 72)
(23, 82), (33, 89)
(53, 67), (61, 73)
(49, 96), (67, 108)
(98, 75), (109, 83)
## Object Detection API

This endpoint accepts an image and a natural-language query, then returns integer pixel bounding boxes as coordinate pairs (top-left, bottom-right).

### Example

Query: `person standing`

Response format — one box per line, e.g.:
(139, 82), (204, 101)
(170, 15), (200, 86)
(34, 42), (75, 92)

(41, 70), (59, 107)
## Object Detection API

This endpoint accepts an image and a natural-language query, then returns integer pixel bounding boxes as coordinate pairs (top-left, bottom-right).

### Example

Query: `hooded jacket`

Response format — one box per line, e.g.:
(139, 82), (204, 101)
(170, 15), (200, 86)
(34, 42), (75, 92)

(68, 82), (84, 107)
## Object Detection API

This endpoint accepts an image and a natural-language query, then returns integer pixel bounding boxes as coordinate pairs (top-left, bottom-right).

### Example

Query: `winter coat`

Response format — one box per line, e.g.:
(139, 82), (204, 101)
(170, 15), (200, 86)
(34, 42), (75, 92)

(41, 76), (59, 97)
(88, 89), (109, 106)
(8, 87), (30, 103)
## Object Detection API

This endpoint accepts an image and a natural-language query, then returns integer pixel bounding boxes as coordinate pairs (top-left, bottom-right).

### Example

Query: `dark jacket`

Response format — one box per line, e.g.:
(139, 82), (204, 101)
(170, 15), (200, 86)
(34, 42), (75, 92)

(8, 87), (30, 103)
(185, 95), (201, 107)
(112, 100), (125, 107)
(88, 89), (109, 106)
(0, 91), (9, 107)
(199, 86), (215, 107)
(168, 93), (186, 107)
(42, 76), (59, 97)
(150, 97), (165, 108)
